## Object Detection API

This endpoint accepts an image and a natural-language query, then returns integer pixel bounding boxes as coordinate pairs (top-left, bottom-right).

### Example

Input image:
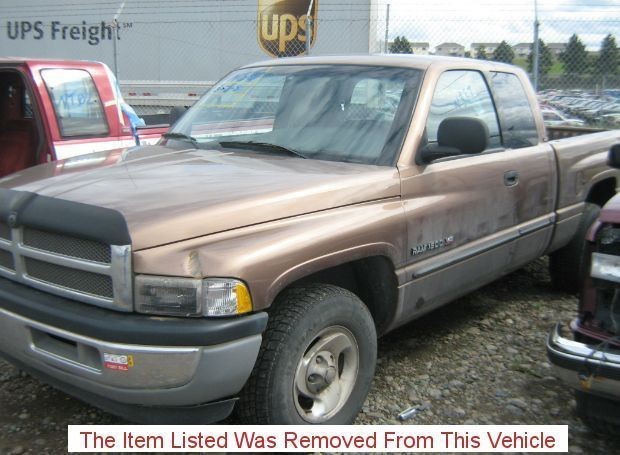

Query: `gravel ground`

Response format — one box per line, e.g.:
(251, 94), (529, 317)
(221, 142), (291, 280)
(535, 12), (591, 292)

(1, 258), (619, 454)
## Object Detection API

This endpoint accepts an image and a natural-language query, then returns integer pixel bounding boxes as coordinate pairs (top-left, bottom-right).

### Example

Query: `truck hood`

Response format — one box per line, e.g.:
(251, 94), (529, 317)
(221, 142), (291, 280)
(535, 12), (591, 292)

(0, 145), (401, 250)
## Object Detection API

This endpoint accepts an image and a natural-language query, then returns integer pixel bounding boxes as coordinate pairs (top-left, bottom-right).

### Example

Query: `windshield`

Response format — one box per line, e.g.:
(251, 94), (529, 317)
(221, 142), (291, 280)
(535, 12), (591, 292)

(171, 65), (422, 165)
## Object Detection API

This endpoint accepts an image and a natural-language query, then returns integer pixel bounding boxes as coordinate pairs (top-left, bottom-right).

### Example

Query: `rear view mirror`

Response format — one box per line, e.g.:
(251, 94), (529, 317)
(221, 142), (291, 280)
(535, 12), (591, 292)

(417, 117), (489, 164)
(607, 143), (620, 169)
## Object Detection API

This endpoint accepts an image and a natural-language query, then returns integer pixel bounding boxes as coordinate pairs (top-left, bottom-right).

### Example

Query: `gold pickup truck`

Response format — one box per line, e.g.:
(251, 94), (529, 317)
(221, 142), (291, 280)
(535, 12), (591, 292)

(0, 55), (619, 425)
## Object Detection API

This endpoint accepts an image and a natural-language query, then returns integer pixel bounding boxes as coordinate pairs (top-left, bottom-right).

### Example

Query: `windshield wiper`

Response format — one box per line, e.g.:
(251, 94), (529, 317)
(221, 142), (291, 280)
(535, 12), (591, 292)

(162, 132), (199, 147)
(217, 140), (307, 159)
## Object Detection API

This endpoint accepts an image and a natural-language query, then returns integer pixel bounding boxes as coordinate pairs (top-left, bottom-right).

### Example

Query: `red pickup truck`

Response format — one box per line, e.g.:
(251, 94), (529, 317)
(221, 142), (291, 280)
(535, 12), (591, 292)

(0, 58), (167, 177)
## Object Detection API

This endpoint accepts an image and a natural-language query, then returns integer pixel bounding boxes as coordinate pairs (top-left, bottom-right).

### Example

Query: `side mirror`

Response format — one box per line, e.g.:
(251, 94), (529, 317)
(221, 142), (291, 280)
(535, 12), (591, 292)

(417, 117), (489, 164)
(169, 106), (188, 125)
(608, 143), (620, 169)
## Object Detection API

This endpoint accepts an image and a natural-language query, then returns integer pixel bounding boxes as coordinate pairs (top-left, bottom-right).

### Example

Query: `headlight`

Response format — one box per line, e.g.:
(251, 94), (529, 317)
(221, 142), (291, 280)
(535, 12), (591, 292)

(590, 252), (620, 284)
(134, 276), (253, 317)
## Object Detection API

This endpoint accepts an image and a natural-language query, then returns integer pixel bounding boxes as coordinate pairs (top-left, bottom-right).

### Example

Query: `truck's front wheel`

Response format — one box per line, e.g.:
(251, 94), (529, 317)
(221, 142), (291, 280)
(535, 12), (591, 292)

(237, 284), (377, 424)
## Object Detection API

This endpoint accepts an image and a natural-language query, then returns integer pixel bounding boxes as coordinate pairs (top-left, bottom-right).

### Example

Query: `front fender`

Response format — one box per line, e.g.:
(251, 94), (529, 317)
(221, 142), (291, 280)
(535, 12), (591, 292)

(133, 198), (406, 310)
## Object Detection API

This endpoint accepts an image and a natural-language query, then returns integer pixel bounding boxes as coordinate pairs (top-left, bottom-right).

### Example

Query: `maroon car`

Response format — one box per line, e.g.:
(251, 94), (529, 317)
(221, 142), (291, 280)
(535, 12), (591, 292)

(548, 143), (620, 433)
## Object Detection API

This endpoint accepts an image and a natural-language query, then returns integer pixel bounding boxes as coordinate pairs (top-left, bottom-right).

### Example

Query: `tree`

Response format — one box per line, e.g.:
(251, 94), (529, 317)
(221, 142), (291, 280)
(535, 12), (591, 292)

(475, 45), (488, 60)
(596, 34), (618, 75)
(561, 34), (589, 74)
(493, 41), (515, 63)
(389, 36), (413, 54)
(527, 39), (554, 75)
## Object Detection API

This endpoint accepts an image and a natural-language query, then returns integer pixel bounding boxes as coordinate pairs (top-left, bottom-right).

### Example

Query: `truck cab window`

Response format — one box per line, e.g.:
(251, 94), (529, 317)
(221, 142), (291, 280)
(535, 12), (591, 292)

(490, 72), (538, 148)
(41, 69), (108, 137)
(426, 70), (501, 150)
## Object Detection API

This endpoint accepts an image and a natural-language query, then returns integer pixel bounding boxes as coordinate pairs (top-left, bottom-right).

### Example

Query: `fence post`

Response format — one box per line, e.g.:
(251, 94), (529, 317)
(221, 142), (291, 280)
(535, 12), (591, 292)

(112, 1), (126, 79)
(306, 0), (315, 55)
(533, 0), (540, 91)
(384, 4), (390, 53)
(112, 19), (119, 79)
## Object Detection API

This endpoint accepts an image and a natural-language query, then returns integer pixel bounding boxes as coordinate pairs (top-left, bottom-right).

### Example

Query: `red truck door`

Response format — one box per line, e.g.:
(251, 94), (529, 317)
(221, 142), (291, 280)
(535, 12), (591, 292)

(0, 65), (48, 176)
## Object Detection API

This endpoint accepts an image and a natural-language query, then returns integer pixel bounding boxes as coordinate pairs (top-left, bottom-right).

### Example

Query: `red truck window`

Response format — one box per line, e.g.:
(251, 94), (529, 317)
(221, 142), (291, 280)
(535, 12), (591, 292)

(41, 69), (109, 138)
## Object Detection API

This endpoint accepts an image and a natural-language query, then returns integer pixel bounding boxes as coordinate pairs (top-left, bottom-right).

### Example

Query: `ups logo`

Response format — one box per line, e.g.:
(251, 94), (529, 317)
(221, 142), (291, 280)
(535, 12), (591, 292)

(258, 0), (318, 57)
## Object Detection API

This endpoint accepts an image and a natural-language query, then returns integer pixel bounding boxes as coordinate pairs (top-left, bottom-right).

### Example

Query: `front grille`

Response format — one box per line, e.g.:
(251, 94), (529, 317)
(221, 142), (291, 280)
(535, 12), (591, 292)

(0, 225), (132, 311)
(25, 257), (113, 298)
(23, 228), (111, 263)
(0, 249), (14, 270)
(0, 222), (10, 240)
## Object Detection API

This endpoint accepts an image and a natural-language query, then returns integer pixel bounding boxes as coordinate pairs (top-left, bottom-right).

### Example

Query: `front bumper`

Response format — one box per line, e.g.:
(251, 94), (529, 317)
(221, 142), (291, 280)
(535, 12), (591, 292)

(547, 322), (620, 401)
(0, 277), (267, 423)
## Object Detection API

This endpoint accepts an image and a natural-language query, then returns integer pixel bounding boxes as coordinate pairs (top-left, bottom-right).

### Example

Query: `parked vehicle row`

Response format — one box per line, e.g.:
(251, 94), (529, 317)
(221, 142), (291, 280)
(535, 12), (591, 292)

(539, 89), (620, 127)
(540, 107), (585, 127)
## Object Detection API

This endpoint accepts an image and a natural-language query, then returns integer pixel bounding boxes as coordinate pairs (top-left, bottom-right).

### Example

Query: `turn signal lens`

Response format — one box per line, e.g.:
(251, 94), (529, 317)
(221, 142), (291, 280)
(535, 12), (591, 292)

(135, 276), (253, 317)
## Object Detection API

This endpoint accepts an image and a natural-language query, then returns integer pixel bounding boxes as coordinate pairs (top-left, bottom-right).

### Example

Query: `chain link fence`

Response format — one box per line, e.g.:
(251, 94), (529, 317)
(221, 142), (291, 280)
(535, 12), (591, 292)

(1, 1), (618, 126)
(371, 1), (620, 128)
(110, 1), (619, 126)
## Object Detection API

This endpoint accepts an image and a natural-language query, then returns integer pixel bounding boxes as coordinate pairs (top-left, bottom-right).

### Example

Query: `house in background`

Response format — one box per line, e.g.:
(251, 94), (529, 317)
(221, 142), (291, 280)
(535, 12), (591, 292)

(548, 43), (568, 57)
(513, 42), (533, 58)
(411, 42), (430, 55)
(470, 43), (500, 57)
(435, 42), (465, 57)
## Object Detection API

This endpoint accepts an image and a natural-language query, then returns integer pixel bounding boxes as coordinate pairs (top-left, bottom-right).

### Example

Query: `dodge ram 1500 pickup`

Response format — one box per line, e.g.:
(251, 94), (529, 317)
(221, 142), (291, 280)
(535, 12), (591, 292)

(0, 55), (618, 424)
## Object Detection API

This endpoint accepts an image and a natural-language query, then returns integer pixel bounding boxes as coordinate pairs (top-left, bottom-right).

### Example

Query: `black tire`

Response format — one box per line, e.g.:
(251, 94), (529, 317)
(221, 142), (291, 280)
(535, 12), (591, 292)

(549, 202), (600, 294)
(575, 390), (620, 435)
(237, 283), (377, 424)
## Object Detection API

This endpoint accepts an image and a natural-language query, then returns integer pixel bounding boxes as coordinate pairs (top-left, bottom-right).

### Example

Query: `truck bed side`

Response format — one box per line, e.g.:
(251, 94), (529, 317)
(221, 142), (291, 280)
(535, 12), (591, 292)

(547, 130), (620, 253)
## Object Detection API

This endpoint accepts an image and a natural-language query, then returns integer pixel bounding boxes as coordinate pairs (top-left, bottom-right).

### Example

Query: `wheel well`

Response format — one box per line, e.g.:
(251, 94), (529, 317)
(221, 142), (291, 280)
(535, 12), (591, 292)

(283, 256), (398, 336)
(586, 178), (616, 207)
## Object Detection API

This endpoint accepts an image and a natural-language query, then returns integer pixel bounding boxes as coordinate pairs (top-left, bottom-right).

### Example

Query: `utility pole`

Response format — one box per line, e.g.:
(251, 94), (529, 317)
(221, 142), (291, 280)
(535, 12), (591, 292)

(533, 0), (540, 91)
(384, 4), (390, 53)
(113, 1), (126, 79)
(306, 0), (315, 55)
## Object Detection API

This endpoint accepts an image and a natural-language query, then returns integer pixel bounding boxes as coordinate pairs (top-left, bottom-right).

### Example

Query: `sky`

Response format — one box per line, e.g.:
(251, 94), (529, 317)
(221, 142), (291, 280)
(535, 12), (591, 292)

(376, 0), (620, 50)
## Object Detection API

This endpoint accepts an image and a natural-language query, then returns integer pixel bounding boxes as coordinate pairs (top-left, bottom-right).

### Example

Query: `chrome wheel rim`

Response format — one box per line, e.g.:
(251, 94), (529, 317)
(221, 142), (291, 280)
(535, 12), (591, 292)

(293, 325), (359, 423)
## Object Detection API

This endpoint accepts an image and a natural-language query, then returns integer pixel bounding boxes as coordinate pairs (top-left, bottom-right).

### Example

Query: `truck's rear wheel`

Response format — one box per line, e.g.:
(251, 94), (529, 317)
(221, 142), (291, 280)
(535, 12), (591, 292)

(237, 284), (377, 424)
(549, 202), (600, 294)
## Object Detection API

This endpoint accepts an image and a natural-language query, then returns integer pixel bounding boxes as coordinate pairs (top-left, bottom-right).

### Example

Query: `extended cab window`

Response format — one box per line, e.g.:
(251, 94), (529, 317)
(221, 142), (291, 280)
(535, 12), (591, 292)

(41, 69), (108, 137)
(426, 70), (501, 149)
(490, 72), (538, 148)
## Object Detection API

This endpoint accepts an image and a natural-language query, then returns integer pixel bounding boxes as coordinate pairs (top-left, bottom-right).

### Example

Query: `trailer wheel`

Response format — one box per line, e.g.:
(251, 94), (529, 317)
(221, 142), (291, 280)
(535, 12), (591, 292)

(549, 203), (600, 294)
(237, 284), (377, 424)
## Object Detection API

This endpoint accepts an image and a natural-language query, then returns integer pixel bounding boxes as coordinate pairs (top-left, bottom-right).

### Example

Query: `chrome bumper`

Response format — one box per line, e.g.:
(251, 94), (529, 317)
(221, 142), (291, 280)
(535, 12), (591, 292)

(0, 306), (262, 407)
(547, 322), (620, 400)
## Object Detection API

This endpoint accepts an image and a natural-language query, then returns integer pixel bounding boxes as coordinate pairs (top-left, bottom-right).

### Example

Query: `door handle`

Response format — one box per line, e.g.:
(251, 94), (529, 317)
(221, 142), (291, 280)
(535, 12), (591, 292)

(504, 170), (519, 187)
